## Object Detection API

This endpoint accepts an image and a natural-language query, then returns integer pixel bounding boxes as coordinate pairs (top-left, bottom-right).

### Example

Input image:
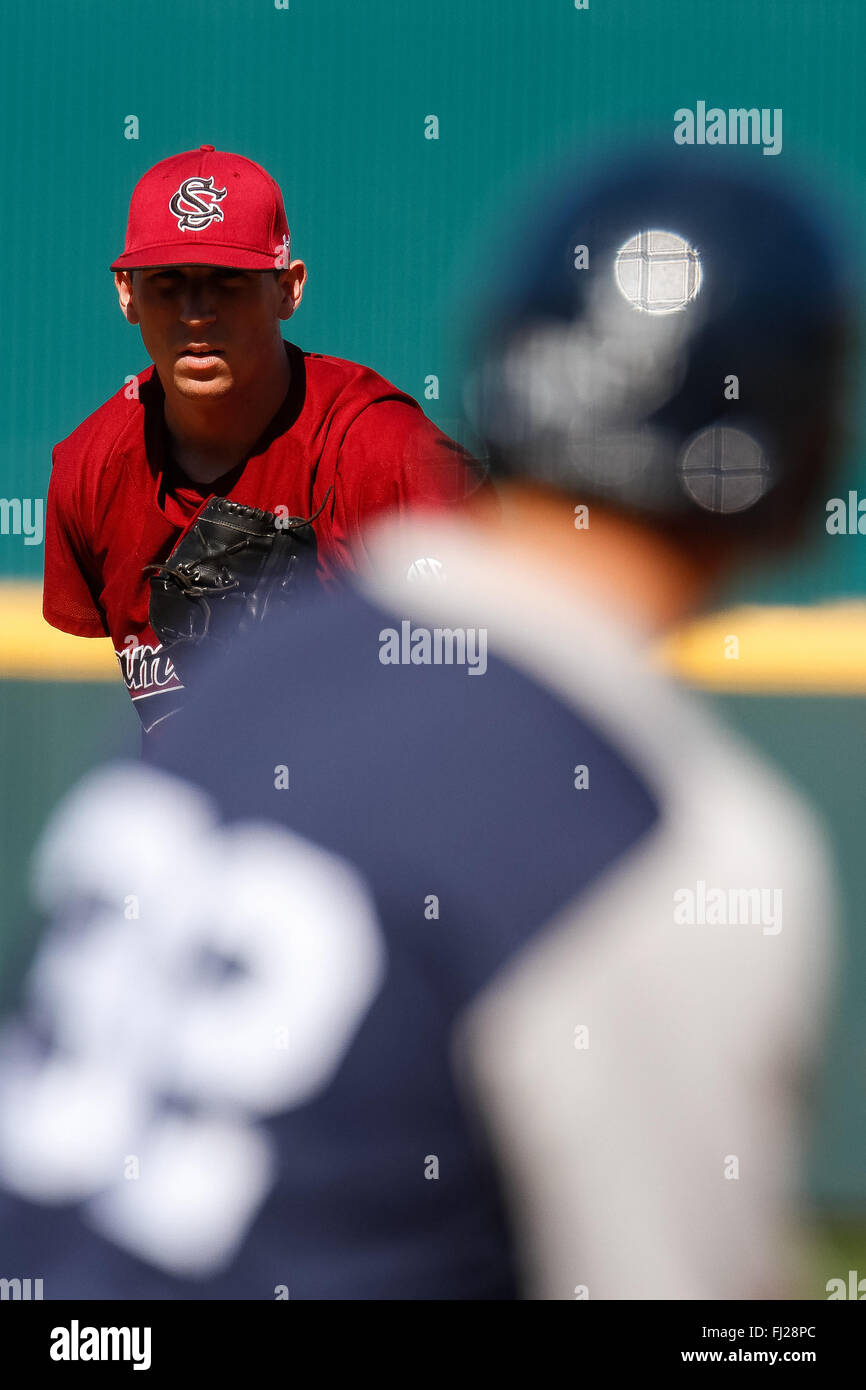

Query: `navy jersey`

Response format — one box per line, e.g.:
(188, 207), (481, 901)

(0, 515), (832, 1299)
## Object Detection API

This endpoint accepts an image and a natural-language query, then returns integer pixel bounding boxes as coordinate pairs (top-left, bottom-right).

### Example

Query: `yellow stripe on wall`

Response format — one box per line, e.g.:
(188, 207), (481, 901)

(2, 582), (865, 693)
(659, 601), (866, 693)
(0, 583), (118, 680)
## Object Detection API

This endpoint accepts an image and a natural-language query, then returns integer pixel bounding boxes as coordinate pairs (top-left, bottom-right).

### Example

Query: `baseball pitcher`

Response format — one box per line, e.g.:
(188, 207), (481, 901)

(43, 145), (482, 732)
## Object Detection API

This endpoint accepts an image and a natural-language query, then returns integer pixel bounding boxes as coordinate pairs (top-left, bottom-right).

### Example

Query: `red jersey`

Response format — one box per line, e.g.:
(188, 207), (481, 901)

(43, 340), (477, 730)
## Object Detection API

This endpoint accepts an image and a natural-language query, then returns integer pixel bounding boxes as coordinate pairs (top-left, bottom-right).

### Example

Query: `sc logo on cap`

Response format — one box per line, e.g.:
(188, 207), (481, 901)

(169, 176), (228, 232)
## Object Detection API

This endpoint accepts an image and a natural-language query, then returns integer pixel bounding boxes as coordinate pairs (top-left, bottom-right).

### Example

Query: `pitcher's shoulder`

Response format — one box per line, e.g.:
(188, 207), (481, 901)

(300, 346), (419, 413)
(52, 365), (158, 470)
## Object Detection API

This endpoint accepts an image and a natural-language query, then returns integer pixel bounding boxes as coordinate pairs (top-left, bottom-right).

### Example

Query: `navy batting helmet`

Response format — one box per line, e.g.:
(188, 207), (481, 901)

(466, 146), (853, 544)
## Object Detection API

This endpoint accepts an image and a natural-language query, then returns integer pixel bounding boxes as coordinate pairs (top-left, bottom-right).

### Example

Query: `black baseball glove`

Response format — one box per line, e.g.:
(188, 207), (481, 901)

(146, 493), (328, 687)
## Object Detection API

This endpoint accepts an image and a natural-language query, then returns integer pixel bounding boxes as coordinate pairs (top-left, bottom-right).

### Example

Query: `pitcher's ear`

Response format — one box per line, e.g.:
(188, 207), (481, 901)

(115, 270), (140, 325)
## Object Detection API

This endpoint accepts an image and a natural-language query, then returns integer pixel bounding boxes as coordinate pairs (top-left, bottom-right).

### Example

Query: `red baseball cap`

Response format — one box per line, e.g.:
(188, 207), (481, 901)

(110, 145), (291, 272)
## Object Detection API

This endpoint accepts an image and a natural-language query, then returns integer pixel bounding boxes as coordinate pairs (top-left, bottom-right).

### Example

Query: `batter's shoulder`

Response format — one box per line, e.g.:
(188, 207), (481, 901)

(52, 365), (158, 472)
